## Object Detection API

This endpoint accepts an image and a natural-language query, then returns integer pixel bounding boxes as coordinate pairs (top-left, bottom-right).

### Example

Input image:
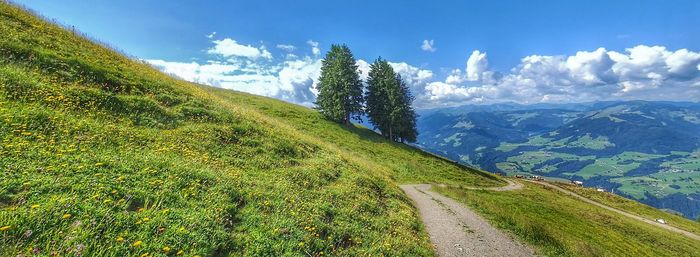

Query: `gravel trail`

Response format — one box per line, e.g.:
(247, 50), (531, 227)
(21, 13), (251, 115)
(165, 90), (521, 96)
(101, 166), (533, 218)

(400, 184), (534, 257)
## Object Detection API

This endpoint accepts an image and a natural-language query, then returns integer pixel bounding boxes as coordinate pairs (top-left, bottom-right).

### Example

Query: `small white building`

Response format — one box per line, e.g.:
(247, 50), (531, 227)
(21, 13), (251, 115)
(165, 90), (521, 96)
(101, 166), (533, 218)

(596, 188), (605, 192)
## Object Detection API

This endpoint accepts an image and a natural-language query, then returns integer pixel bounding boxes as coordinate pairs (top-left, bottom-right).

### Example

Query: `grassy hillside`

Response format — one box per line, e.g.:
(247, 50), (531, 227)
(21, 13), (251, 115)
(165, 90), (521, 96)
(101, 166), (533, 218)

(0, 3), (501, 256)
(559, 183), (700, 234)
(434, 182), (700, 256)
(2, 3), (699, 257)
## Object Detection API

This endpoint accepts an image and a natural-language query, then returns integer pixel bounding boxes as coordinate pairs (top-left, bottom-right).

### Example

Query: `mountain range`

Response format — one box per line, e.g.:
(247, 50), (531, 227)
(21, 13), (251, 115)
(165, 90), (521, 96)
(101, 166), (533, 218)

(416, 101), (700, 219)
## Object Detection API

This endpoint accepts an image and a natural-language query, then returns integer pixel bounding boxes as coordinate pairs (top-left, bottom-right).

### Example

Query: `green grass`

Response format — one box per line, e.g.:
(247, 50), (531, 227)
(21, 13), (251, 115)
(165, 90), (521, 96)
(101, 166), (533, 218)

(499, 151), (594, 174)
(560, 184), (700, 234)
(1, 2), (698, 256)
(434, 182), (700, 257)
(564, 134), (614, 150)
(575, 152), (665, 179)
(610, 170), (700, 199)
(0, 3), (502, 256)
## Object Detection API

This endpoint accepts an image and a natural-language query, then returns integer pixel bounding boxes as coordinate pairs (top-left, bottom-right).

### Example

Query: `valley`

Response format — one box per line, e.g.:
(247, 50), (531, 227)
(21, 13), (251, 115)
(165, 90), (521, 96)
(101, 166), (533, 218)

(418, 101), (700, 219)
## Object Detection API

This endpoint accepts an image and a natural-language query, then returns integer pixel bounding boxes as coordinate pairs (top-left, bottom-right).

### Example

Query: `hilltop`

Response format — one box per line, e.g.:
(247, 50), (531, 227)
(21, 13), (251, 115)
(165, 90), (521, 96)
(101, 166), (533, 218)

(0, 3), (699, 256)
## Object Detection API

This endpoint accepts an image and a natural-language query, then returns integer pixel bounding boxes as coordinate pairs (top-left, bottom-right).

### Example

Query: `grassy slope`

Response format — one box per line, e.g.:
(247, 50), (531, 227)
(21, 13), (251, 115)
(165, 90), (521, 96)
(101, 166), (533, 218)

(0, 3), (501, 256)
(560, 183), (700, 234)
(434, 182), (700, 256)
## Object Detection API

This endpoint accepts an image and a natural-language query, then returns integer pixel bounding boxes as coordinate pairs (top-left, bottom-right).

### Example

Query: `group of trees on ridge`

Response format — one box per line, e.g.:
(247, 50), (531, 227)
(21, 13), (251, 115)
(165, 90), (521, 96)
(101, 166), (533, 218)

(315, 44), (417, 143)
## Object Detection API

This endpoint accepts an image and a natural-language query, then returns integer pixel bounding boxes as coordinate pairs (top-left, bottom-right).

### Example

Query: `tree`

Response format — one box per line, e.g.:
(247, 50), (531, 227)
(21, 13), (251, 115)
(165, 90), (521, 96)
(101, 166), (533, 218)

(365, 58), (418, 142)
(365, 58), (394, 138)
(315, 44), (363, 125)
(394, 75), (418, 142)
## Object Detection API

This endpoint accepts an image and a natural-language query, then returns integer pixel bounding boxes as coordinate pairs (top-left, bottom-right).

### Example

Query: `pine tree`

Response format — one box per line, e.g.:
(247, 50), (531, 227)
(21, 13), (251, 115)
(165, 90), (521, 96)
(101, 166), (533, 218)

(315, 44), (363, 125)
(365, 58), (395, 137)
(394, 75), (418, 142)
(365, 58), (418, 142)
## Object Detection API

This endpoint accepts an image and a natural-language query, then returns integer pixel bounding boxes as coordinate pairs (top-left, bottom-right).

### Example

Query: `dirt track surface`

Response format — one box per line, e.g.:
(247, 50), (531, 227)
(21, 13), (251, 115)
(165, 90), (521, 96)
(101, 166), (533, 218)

(400, 184), (534, 257)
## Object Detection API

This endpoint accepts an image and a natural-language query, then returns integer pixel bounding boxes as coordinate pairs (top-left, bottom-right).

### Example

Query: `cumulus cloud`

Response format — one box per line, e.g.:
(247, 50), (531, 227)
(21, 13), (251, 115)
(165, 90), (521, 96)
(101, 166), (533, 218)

(208, 38), (272, 59)
(147, 37), (326, 106)
(420, 45), (700, 108)
(206, 32), (216, 39)
(421, 39), (436, 52)
(149, 39), (700, 109)
(389, 62), (433, 93)
(148, 57), (321, 106)
(466, 50), (488, 81)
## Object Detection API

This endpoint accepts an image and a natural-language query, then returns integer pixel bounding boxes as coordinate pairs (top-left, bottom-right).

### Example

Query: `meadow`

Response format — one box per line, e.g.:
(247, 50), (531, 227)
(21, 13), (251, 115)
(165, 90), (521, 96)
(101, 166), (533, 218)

(0, 3), (499, 256)
(1, 2), (699, 256)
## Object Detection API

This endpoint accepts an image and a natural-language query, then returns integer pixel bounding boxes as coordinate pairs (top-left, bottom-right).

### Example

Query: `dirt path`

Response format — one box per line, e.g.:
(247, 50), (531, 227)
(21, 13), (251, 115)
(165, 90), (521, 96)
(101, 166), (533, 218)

(438, 178), (523, 191)
(529, 180), (700, 241)
(400, 184), (534, 257)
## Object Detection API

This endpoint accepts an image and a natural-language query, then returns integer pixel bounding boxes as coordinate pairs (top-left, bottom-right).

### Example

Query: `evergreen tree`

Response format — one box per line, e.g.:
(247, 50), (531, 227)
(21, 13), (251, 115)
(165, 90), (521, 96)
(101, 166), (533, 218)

(394, 75), (418, 142)
(365, 58), (418, 142)
(365, 58), (395, 137)
(315, 44), (363, 125)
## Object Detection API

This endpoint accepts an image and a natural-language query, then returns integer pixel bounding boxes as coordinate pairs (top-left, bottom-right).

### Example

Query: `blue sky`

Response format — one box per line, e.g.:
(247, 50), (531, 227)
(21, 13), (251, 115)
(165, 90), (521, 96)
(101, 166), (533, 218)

(15, 0), (700, 108)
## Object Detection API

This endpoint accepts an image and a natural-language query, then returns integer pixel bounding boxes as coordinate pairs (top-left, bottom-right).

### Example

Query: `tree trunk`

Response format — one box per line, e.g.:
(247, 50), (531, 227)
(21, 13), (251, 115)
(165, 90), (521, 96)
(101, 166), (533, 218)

(389, 126), (393, 142)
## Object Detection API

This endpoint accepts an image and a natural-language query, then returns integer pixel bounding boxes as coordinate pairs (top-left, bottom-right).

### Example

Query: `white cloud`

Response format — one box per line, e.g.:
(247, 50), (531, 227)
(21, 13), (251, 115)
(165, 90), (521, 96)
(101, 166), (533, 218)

(149, 39), (700, 109)
(666, 48), (700, 78)
(389, 62), (433, 94)
(147, 37), (327, 106)
(356, 59), (371, 81)
(307, 40), (320, 56)
(466, 50), (488, 81)
(206, 32), (216, 39)
(420, 45), (700, 108)
(208, 38), (272, 59)
(564, 47), (616, 85)
(148, 57), (321, 107)
(421, 39), (436, 52)
(276, 44), (296, 52)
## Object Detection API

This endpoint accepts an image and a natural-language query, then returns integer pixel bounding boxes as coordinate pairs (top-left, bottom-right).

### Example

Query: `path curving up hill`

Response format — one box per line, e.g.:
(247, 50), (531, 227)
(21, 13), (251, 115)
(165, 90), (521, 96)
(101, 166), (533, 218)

(400, 183), (534, 257)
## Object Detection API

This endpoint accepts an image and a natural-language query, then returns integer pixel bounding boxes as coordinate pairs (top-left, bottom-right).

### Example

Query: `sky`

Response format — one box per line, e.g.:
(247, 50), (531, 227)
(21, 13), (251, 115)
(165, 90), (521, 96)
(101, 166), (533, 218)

(15, 0), (700, 109)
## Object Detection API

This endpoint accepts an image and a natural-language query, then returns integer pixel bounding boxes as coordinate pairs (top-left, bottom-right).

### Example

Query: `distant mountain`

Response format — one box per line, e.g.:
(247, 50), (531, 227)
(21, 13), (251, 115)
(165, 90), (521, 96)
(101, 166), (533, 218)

(417, 101), (700, 219)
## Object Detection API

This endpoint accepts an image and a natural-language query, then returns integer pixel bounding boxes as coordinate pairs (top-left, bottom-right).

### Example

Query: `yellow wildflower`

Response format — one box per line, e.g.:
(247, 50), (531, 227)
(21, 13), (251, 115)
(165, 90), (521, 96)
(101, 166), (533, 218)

(30, 204), (40, 209)
(62, 214), (71, 219)
(162, 246), (171, 253)
(116, 236), (124, 242)
(132, 240), (142, 247)
(0, 226), (10, 231)
(176, 250), (184, 255)
(140, 253), (149, 257)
